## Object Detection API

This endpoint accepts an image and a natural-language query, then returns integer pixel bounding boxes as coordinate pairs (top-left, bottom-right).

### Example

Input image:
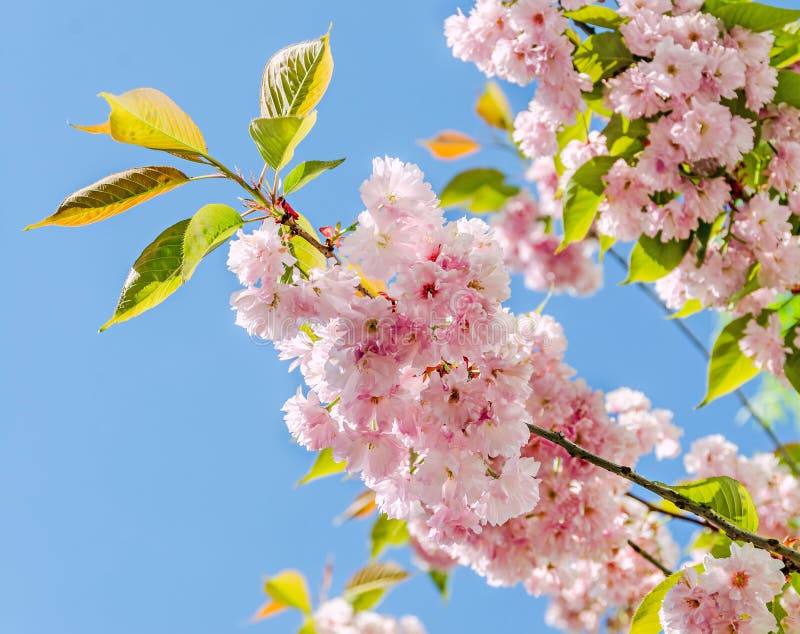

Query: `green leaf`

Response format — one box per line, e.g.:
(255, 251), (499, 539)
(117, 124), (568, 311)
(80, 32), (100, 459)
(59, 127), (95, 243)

(296, 447), (345, 485)
(475, 81), (513, 131)
(704, 1), (800, 31)
(344, 561), (409, 612)
(563, 5), (624, 29)
(573, 32), (634, 83)
(700, 315), (760, 406)
(428, 570), (450, 601)
(630, 565), (703, 633)
(669, 298), (704, 319)
(599, 234), (616, 262)
(439, 168), (519, 213)
(250, 113), (317, 172)
(289, 213), (327, 275)
(775, 69), (800, 107)
(297, 616), (317, 634)
(74, 88), (208, 161)
(560, 155), (618, 249)
(370, 514), (409, 559)
(25, 166), (189, 230)
(100, 203), (242, 330)
(603, 114), (648, 160)
(264, 570), (313, 614)
(671, 476), (759, 532)
(784, 350), (800, 394)
(771, 24), (800, 69)
(555, 109), (592, 176)
(624, 233), (691, 284)
(260, 32), (333, 118)
(283, 159), (345, 195)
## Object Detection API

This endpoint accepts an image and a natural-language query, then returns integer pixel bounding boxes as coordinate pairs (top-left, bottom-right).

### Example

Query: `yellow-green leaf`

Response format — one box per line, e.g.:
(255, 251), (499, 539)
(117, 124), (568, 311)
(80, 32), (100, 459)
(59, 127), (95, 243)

(250, 112), (317, 172)
(699, 315), (759, 406)
(289, 213), (327, 275)
(75, 88), (207, 160)
(630, 565), (703, 633)
(669, 298), (704, 319)
(344, 561), (409, 612)
(370, 514), (409, 559)
(624, 233), (691, 284)
(100, 204), (242, 330)
(260, 33), (333, 118)
(25, 166), (189, 230)
(264, 570), (312, 614)
(671, 476), (759, 532)
(296, 447), (346, 485)
(476, 81), (513, 131)
(283, 159), (345, 195)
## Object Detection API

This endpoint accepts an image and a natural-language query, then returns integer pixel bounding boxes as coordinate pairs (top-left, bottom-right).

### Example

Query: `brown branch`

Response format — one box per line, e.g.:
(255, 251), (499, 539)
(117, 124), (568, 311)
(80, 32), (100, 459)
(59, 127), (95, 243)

(625, 491), (714, 530)
(528, 422), (800, 574)
(627, 539), (673, 577)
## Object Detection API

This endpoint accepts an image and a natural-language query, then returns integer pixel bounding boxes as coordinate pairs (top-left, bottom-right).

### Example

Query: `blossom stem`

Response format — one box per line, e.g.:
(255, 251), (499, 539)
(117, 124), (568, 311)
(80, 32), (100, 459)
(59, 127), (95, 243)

(527, 422), (800, 573)
(625, 491), (713, 530)
(627, 539), (673, 576)
(606, 247), (800, 478)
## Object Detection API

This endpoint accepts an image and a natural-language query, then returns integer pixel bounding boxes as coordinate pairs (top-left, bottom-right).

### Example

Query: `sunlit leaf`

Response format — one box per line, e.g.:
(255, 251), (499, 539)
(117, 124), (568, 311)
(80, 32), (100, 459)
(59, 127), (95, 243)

(100, 204), (242, 330)
(296, 447), (346, 485)
(700, 315), (760, 406)
(630, 565), (703, 633)
(775, 69), (800, 107)
(283, 159), (345, 195)
(704, 1), (800, 31)
(25, 166), (189, 230)
(261, 33), (333, 118)
(264, 570), (312, 614)
(669, 298), (704, 319)
(439, 168), (518, 213)
(671, 476), (759, 532)
(573, 32), (633, 83)
(624, 233), (691, 284)
(560, 155), (617, 249)
(475, 81), (513, 131)
(250, 113), (317, 172)
(370, 514), (409, 558)
(603, 114), (648, 160)
(420, 130), (480, 161)
(564, 5), (624, 28)
(289, 212), (327, 275)
(74, 88), (207, 160)
(344, 561), (409, 612)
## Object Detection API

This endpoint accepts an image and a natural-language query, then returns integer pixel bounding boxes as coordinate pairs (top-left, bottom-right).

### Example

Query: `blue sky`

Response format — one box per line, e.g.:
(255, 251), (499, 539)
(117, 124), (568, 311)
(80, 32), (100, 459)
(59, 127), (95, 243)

(2, 1), (798, 633)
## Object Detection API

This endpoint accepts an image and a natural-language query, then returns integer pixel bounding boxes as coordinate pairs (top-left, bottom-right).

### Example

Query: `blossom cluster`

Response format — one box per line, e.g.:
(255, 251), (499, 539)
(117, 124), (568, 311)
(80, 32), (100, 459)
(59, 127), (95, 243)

(660, 543), (786, 633)
(445, 0), (800, 387)
(490, 164), (603, 296)
(312, 598), (425, 634)
(445, 0), (592, 159)
(229, 158), (687, 631)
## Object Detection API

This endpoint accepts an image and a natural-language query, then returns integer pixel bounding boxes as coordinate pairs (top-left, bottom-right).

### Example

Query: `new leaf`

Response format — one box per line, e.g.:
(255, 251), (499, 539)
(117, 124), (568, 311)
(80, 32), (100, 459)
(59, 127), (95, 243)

(101, 204), (243, 330)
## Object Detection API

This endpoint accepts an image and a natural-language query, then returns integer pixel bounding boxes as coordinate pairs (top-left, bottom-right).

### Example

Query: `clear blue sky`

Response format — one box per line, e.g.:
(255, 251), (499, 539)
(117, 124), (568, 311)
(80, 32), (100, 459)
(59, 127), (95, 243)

(2, 1), (798, 633)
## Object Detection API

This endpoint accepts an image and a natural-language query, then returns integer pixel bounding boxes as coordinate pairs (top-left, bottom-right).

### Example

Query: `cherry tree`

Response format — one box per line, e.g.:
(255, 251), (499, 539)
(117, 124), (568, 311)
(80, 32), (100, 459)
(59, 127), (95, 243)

(26, 1), (800, 631)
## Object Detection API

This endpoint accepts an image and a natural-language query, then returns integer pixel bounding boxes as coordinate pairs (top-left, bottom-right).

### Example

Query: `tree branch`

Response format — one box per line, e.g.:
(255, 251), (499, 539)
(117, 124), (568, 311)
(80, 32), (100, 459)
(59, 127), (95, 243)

(527, 422), (800, 573)
(627, 539), (673, 576)
(606, 247), (800, 478)
(625, 491), (713, 530)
